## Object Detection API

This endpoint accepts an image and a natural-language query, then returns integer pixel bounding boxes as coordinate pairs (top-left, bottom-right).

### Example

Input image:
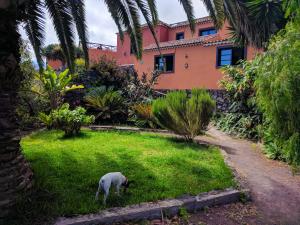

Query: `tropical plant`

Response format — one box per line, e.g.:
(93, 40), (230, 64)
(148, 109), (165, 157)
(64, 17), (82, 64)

(77, 56), (161, 107)
(284, 0), (300, 17)
(0, 0), (194, 216)
(84, 86), (125, 123)
(152, 89), (215, 141)
(254, 11), (300, 166)
(214, 113), (261, 140)
(39, 103), (94, 136)
(129, 103), (158, 128)
(125, 71), (161, 104)
(36, 67), (84, 109)
(38, 111), (53, 129)
(214, 60), (262, 140)
(204, 0), (287, 48)
(84, 56), (133, 89)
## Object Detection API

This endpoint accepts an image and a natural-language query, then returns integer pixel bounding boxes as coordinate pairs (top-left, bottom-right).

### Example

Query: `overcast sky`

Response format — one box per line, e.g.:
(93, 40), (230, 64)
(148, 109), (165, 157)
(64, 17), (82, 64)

(21, 0), (208, 47)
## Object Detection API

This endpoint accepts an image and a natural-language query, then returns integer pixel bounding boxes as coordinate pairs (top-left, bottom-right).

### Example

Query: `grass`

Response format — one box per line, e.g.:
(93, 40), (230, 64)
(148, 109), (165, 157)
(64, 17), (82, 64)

(16, 129), (234, 223)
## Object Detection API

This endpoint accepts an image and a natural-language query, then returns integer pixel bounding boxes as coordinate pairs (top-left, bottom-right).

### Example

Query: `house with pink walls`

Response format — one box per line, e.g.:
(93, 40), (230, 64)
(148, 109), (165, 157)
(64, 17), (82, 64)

(117, 16), (259, 90)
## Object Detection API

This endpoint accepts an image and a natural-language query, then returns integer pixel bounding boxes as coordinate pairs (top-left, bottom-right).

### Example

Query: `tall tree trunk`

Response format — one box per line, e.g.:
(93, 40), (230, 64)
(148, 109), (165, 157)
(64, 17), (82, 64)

(0, 2), (33, 218)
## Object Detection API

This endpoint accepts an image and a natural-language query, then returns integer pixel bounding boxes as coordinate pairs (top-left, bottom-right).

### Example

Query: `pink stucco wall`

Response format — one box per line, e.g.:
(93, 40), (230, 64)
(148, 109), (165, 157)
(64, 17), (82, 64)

(117, 18), (259, 90)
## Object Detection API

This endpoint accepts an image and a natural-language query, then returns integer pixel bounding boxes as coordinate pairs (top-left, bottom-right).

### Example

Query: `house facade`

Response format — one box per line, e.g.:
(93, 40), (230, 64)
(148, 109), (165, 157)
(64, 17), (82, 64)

(117, 17), (259, 90)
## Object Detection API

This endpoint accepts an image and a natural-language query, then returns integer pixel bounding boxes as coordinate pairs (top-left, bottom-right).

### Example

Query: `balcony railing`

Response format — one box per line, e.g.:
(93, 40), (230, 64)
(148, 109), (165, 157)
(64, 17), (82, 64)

(86, 42), (117, 52)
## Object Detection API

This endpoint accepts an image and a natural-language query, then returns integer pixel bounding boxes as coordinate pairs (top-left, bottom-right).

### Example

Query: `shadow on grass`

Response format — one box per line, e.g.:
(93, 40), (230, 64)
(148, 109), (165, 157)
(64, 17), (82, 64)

(7, 149), (157, 225)
(165, 136), (212, 152)
(58, 132), (92, 140)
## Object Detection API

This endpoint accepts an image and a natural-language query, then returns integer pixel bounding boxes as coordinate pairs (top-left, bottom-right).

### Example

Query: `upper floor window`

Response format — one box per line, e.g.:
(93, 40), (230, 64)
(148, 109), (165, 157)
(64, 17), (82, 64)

(155, 54), (174, 73)
(176, 32), (185, 40)
(199, 28), (217, 36)
(217, 47), (245, 67)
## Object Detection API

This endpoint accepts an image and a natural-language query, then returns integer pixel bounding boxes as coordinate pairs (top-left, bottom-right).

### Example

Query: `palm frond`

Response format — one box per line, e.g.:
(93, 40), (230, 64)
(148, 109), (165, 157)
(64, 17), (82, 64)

(105, 1), (125, 42)
(59, 0), (76, 71)
(146, 0), (158, 25)
(212, 0), (225, 29)
(124, 0), (143, 59)
(45, 0), (76, 72)
(23, 0), (45, 72)
(135, 0), (161, 55)
(178, 0), (195, 32)
(104, 0), (143, 59)
(69, 0), (89, 68)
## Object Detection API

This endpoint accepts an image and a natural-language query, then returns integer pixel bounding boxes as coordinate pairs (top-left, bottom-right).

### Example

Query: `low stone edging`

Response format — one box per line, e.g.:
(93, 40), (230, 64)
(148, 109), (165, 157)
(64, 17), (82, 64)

(54, 188), (249, 225)
(89, 125), (170, 134)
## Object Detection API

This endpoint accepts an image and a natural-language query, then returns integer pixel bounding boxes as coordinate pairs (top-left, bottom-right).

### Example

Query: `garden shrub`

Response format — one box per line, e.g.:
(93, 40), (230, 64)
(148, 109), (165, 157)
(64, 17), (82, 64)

(152, 89), (215, 141)
(84, 86), (125, 124)
(38, 112), (54, 129)
(76, 56), (132, 89)
(214, 60), (262, 140)
(129, 103), (158, 128)
(73, 56), (161, 123)
(255, 12), (300, 166)
(214, 113), (261, 140)
(39, 103), (94, 136)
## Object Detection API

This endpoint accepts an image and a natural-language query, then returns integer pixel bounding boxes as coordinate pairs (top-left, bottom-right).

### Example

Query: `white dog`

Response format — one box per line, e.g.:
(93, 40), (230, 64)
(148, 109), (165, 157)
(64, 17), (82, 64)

(95, 172), (132, 204)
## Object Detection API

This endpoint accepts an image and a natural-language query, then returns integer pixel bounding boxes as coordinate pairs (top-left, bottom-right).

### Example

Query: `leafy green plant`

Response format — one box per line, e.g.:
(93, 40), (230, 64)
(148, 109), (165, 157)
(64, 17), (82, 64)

(78, 56), (160, 104)
(255, 11), (300, 166)
(84, 86), (125, 123)
(214, 113), (261, 140)
(39, 103), (94, 136)
(38, 112), (54, 130)
(129, 103), (158, 128)
(214, 60), (262, 140)
(178, 207), (189, 222)
(37, 67), (84, 109)
(152, 89), (215, 141)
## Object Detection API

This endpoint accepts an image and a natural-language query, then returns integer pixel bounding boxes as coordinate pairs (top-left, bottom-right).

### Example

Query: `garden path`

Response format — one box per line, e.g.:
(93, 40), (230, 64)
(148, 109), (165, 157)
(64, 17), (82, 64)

(196, 127), (300, 225)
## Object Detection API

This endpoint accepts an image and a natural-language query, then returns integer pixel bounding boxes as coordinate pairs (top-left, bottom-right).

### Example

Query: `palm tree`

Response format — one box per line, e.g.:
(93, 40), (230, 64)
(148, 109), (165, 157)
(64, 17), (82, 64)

(205, 0), (286, 48)
(0, 0), (195, 217)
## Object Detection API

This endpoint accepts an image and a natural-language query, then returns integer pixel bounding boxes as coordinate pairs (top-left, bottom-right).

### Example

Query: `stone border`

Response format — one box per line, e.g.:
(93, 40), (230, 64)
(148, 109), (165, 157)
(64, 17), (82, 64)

(89, 125), (170, 134)
(54, 188), (250, 225)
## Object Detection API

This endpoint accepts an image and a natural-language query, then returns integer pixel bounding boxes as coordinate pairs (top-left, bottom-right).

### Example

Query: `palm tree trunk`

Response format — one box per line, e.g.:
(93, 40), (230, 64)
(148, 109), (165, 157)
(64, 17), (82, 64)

(0, 2), (33, 218)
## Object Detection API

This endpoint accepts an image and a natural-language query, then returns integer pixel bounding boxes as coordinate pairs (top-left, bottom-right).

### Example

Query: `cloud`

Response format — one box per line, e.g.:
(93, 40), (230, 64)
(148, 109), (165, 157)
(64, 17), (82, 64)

(21, 0), (208, 48)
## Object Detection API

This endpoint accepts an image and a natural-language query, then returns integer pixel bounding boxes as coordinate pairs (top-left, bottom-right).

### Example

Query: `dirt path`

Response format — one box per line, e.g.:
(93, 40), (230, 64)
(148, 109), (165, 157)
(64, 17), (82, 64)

(195, 127), (300, 225)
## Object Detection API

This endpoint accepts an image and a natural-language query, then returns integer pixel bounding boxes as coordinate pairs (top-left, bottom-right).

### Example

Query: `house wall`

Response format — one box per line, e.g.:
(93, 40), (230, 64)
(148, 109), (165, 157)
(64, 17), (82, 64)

(117, 24), (170, 65)
(46, 48), (117, 70)
(89, 48), (117, 65)
(117, 19), (259, 90)
(135, 45), (259, 90)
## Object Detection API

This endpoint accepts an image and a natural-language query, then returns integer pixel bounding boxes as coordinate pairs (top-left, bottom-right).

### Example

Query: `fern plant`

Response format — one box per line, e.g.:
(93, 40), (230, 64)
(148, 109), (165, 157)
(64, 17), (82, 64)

(84, 86), (125, 123)
(152, 89), (215, 141)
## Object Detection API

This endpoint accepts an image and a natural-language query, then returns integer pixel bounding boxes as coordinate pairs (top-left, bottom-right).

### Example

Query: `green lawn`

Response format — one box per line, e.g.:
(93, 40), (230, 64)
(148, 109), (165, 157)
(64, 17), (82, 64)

(20, 130), (234, 218)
